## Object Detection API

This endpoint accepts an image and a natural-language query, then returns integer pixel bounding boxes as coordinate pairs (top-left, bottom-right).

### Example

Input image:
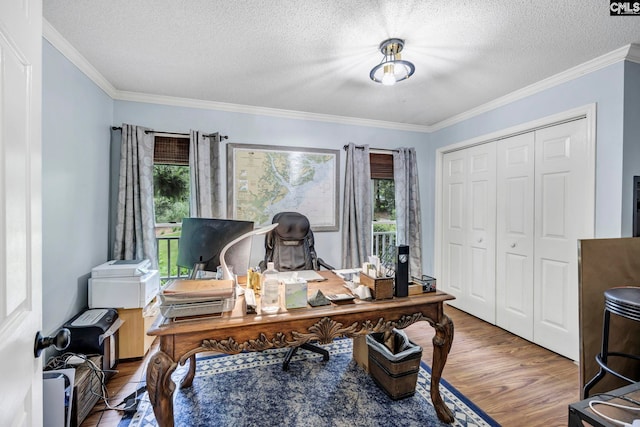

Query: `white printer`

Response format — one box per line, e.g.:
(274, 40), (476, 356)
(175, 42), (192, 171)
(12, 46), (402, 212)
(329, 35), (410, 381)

(88, 259), (159, 309)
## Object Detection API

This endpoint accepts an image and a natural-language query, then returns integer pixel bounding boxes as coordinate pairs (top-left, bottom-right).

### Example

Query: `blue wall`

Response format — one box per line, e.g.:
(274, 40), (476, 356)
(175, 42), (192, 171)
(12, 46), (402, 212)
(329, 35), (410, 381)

(42, 40), (114, 334)
(428, 62), (627, 260)
(42, 37), (640, 334)
(622, 61), (640, 235)
(113, 101), (429, 269)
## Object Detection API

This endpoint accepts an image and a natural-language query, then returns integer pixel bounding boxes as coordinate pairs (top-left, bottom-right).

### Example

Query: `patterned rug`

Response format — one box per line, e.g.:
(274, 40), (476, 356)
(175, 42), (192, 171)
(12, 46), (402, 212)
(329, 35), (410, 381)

(119, 340), (499, 427)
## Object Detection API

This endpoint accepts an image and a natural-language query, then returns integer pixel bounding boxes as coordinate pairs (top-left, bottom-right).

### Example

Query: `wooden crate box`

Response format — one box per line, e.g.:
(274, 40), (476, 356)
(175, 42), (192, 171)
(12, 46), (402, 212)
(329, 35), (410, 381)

(117, 302), (158, 360)
(359, 272), (394, 300)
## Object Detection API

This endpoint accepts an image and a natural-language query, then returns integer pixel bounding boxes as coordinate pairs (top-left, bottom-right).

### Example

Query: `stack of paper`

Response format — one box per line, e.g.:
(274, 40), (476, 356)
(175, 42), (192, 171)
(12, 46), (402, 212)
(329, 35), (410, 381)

(159, 279), (235, 319)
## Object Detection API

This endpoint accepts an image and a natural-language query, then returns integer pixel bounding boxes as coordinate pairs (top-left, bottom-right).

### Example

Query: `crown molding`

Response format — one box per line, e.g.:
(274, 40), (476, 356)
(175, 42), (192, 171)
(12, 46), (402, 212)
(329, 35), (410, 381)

(430, 43), (639, 131)
(626, 43), (640, 64)
(41, 21), (638, 134)
(42, 19), (117, 98)
(41, 18), (428, 133)
(114, 90), (431, 133)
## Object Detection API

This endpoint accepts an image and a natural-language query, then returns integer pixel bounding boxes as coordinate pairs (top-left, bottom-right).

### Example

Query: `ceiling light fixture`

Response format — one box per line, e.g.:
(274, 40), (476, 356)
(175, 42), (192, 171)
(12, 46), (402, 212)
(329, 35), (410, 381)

(370, 38), (415, 86)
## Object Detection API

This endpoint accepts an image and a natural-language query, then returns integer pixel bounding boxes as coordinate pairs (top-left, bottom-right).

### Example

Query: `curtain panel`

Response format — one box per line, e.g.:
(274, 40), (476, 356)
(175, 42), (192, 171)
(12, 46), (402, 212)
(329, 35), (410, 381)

(341, 143), (372, 268)
(189, 131), (223, 218)
(112, 124), (158, 268)
(394, 147), (422, 278)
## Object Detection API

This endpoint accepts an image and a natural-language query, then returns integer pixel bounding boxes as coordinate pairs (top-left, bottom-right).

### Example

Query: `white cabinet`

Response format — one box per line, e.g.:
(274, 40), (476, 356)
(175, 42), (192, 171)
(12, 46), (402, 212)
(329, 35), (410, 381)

(441, 118), (590, 360)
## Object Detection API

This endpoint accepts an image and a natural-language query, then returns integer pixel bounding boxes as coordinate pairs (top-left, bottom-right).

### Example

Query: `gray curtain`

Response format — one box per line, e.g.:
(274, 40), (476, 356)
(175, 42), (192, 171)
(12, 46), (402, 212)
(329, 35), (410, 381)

(394, 147), (422, 278)
(113, 124), (158, 268)
(209, 133), (223, 218)
(341, 143), (372, 268)
(189, 131), (223, 218)
(188, 131), (216, 218)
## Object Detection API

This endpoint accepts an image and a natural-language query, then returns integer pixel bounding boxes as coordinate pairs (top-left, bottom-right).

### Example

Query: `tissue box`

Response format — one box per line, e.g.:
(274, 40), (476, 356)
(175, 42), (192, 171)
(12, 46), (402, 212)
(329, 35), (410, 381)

(285, 279), (308, 309)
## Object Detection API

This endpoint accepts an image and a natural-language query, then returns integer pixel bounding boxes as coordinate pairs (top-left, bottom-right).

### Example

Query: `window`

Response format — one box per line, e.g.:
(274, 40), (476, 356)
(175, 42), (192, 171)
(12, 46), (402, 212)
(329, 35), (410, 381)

(153, 136), (190, 279)
(370, 152), (396, 258)
(153, 136), (190, 227)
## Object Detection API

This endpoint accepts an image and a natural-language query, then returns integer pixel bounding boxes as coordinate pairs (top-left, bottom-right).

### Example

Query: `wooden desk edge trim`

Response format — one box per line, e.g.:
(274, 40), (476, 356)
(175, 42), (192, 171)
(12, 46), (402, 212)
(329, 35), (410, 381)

(148, 292), (455, 337)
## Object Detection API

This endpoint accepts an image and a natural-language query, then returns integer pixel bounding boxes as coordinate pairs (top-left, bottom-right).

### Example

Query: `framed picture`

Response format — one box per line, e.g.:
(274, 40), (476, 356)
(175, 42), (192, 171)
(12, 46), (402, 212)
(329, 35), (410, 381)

(227, 144), (340, 231)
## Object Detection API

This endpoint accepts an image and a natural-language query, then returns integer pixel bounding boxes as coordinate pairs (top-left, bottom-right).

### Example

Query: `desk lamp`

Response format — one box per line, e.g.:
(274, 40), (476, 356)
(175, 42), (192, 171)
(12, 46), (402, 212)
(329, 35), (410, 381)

(219, 222), (279, 295)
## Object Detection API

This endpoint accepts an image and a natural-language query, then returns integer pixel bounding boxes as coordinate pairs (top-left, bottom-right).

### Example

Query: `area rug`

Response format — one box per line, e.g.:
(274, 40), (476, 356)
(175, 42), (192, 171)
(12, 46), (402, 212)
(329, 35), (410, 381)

(119, 339), (499, 427)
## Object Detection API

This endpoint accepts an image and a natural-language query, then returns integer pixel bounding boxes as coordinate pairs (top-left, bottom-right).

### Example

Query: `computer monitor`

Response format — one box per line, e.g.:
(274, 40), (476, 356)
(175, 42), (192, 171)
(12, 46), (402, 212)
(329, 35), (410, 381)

(177, 217), (255, 279)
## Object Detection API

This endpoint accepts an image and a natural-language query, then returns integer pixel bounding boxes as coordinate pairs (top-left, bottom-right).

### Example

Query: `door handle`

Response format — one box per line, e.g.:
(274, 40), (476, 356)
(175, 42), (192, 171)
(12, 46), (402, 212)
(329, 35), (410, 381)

(477, 238), (483, 243)
(510, 243), (517, 248)
(34, 328), (71, 358)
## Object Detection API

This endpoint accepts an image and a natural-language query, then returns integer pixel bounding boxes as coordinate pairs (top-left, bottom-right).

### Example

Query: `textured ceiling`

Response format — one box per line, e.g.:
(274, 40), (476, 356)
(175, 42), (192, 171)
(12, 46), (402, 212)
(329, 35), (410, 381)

(43, 1), (640, 128)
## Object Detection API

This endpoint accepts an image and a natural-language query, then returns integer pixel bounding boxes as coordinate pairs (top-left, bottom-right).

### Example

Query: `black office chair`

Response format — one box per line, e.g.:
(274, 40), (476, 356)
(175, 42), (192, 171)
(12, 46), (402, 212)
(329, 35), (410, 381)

(259, 211), (334, 371)
(259, 211), (334, 272)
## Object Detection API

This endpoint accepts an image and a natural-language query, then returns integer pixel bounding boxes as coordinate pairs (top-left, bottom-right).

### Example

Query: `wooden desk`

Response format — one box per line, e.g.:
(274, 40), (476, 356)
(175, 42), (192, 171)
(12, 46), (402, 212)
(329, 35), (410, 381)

(146, 271), (456, 426)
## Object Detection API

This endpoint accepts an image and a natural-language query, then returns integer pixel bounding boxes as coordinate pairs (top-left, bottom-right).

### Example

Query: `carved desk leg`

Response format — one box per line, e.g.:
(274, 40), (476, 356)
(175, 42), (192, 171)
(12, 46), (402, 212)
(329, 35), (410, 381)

(147, 351), (178, 427)
(180, 355), (197, 388)
(430, 313), (455, 423)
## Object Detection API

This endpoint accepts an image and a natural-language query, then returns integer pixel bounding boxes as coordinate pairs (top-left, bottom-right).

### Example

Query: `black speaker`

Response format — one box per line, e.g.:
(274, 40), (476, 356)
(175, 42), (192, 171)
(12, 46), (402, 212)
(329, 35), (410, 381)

(395, 245), (409, 297)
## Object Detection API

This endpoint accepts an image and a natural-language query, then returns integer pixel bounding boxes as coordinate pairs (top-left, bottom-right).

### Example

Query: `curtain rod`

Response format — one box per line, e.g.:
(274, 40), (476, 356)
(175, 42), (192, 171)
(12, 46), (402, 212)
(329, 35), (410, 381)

(110, 126), (228, 140)
(343, 144), (397, 153)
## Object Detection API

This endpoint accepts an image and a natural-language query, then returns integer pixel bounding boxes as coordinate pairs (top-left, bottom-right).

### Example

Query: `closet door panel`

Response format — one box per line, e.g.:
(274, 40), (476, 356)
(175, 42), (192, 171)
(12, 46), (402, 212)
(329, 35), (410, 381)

(446, 178), (464, 294)
(465, 143), (496, 323)
(441, 151), (467, 309)
(539, 258), (570, 324)
(496, 133), (535, 339)
(534, 119), (588, 361)
(446, 242), (464, 294)
(504, 253), (528, 310)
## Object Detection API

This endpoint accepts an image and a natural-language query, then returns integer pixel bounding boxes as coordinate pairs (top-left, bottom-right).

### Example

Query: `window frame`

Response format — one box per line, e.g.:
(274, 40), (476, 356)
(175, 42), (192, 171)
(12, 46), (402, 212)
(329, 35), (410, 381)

(153, 135), (191, 229)
(370, 151), (396, 258)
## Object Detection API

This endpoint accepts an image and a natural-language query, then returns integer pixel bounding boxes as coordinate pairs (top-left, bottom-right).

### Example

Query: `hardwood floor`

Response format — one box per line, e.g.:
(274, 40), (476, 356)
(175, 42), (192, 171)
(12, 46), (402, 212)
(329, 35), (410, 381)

(80, 304), (579, 426)
(407, 305), (580, 426)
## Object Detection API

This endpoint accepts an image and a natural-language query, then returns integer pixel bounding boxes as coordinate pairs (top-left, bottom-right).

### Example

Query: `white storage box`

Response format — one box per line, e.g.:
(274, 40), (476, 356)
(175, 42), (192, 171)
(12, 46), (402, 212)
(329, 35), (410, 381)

(89, 270), (159, 309)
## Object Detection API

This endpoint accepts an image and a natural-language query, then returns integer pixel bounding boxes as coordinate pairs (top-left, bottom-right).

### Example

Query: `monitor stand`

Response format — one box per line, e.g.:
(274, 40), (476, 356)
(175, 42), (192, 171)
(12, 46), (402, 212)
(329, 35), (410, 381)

(189, 262), (207, 280)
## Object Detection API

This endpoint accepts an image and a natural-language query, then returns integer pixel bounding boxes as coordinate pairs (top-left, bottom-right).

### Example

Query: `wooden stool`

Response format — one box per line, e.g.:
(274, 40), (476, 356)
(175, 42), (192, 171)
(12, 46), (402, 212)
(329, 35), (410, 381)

(583, 286), (640, 398)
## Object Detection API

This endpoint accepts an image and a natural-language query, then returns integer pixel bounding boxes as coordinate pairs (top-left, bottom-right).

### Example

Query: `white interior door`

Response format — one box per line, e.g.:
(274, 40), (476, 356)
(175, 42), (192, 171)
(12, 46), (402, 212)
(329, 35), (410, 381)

(441, 144), (497, 323)
(533, 119), (588, 361)
(496, 133), (535, 340)
(441, 150), (467, 307)
(0, 1), (43, 425)
(465, 143), (497, 323)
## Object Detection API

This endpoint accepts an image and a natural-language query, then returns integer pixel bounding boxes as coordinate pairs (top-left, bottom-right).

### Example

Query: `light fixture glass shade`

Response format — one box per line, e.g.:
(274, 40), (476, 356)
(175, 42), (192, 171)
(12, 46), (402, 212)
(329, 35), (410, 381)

(381, 64), (396, 86)
(370, 38), (415, 85)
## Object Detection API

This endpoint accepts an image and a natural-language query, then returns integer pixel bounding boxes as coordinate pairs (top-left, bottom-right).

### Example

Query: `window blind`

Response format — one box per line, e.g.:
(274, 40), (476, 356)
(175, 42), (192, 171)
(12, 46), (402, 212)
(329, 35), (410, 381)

(154, 136), (189, 165)
(370, 152), (394, 179)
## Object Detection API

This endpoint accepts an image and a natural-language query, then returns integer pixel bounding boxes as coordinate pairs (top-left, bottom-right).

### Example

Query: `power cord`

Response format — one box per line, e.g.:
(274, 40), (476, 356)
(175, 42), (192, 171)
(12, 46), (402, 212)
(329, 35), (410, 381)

(588, 398), (640, 427)
(596, 393), (640, 407)
(45, 352), (142, 412)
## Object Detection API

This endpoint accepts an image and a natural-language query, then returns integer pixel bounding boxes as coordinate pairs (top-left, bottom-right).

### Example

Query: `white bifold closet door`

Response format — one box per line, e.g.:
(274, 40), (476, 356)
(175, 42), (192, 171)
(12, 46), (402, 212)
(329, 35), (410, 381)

(442, 142), (496, 324)
(441, 149), (466, 307)
(496, 132), (535, 341)
(532, 119), (588, 361)
(442, 118), (589, 360)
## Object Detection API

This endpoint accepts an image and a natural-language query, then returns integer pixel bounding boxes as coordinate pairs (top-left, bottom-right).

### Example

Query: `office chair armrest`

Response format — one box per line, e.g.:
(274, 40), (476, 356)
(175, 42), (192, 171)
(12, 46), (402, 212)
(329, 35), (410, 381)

(317, 258), (335, 271)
